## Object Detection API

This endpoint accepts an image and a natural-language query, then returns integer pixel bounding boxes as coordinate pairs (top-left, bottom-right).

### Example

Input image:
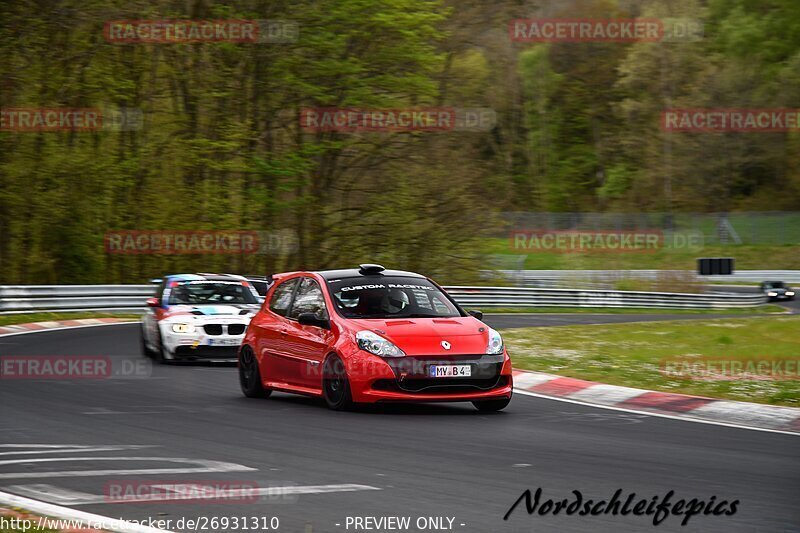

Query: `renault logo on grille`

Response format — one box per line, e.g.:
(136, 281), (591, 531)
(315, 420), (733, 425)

(441, 340), (451, 350)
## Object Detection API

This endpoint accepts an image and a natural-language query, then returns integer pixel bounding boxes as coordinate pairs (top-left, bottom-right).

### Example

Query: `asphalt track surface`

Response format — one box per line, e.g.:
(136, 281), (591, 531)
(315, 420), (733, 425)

(1, 319), (798, 533)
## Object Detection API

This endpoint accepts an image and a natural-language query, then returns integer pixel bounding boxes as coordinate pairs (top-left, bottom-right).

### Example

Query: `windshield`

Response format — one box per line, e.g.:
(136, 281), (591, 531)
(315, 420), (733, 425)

(167, 281), (259, 305)
(764, 282), (785, 289)
(327, 276), (461, 319)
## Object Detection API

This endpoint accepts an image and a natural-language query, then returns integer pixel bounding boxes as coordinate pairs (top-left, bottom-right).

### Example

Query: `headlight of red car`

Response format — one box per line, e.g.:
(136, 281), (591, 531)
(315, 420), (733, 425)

(487, 327), (504, 354)
(356, 330), (406, 358)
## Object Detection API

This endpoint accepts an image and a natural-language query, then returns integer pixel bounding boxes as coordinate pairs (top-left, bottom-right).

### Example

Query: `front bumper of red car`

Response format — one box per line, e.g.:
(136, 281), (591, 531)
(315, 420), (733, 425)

(344, 351), (513, 404)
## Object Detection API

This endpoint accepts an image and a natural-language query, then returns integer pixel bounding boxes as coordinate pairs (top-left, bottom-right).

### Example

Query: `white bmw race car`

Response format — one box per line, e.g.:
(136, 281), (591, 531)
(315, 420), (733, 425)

(141, 273), (262, 363)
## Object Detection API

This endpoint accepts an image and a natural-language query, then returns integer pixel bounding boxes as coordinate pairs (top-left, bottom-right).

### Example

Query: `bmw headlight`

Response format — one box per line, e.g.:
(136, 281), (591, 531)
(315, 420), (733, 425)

(356, 331), (405, 358)
(171, 323), (195, 333)
(787, 291), (795, 296)
(768, 291), (778, 297)
(487, 327), (504, 354)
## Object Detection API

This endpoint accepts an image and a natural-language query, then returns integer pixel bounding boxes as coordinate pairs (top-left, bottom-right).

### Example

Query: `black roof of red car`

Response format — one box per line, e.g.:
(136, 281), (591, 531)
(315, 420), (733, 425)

(317, 266), (424, 280)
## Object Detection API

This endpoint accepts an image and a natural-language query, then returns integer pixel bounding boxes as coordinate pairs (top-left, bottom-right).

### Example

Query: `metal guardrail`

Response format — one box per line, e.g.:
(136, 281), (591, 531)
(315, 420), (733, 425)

(446, 287), (766, 309)
(0, 283), (767, 314)
(0, 285), (153, 314)
(492, 270), (800, 284)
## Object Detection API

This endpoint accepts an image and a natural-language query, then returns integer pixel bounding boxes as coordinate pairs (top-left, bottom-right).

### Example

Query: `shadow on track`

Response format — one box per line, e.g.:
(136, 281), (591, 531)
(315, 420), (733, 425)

(237, 392), (508, 417)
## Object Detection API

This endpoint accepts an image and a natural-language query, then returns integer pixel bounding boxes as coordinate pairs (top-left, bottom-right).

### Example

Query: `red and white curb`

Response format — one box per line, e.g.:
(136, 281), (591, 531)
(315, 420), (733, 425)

(0, 318), (134, 337)
(513, 370), (800, 435)
(0, 493), (173, 532)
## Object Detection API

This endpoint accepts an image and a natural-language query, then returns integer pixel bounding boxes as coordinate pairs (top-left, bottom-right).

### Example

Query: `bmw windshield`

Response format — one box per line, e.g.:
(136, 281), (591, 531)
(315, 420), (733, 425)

(167, 281), (259, 305)
(327, 276), (462, 319)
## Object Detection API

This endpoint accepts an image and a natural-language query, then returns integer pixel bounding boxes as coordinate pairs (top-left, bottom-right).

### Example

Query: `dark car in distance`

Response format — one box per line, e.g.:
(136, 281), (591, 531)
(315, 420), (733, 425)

(760, 281), (795, 301)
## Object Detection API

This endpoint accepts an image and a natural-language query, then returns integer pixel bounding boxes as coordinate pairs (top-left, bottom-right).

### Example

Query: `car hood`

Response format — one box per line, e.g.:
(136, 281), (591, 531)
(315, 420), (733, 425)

(347, 316), (490, 356)
(163, 304), (259, 319)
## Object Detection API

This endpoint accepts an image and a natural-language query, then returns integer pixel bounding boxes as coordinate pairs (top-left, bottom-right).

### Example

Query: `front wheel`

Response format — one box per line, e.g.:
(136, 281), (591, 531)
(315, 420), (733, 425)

(239, 346), (271, 398)
(322, 355), (353, 411)
(472, 396), (511, 412)
(140, 324), (155, 358)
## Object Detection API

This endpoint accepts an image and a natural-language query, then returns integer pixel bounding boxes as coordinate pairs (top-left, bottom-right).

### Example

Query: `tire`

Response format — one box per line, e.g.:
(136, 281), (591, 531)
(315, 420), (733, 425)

(140, 324), (155, 358)
(322, 354), (353, 411)
(472, 396), (512, 412)
(239, 345), (271, 398)
(154, 329), (168, 364)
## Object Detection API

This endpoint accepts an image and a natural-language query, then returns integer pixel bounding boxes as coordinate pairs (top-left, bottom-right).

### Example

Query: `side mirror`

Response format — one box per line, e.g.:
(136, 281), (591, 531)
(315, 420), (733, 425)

(468, 309), (483, 320)
(146, 297), (160, 308)
(297, 312), (330, 329)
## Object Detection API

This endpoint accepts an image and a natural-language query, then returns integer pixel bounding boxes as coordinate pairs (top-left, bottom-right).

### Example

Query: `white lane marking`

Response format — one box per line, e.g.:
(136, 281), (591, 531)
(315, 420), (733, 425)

(513, 389), (799, 437)
(0, 489), (175, 533)
(0, 457), (255, 479)
(0, 445), (157, 456)
(567, 383), (648, 405)
(0, 444), (95, 448)
(3, 483), (98, 503)
(689, 401), (800, 430)
(0, 321), (138, 338)
(3, 483), (381, 505)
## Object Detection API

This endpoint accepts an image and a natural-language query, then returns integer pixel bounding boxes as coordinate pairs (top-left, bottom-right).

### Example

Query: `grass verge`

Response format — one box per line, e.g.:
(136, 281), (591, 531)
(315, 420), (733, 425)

(503, 316), (800, 407)
(0, 508), (60, 532)
(0, 312), (140, 327)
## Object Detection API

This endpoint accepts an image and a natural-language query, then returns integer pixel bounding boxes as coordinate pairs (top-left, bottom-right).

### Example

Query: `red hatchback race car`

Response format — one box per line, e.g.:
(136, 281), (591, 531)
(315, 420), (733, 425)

(238, 264), (513, 411)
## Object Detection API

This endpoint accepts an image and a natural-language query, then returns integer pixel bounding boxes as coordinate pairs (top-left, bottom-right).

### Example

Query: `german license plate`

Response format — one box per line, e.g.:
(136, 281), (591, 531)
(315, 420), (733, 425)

(429, 365), (471, 378)
(209, 338), (240, 346)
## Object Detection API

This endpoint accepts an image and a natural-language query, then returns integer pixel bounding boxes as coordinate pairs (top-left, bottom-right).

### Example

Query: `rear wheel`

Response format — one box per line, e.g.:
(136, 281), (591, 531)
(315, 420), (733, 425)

(472, 396), (511, 412)
(322, 355), (353, 411)
(239, 346), (270, 398)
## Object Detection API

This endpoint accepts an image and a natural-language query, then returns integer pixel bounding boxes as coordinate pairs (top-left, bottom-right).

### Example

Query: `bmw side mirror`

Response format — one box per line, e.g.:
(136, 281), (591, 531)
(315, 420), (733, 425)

(146, 297), (159, 307)
(468, 310), (483, 320)
(298, 312), (330, 329)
